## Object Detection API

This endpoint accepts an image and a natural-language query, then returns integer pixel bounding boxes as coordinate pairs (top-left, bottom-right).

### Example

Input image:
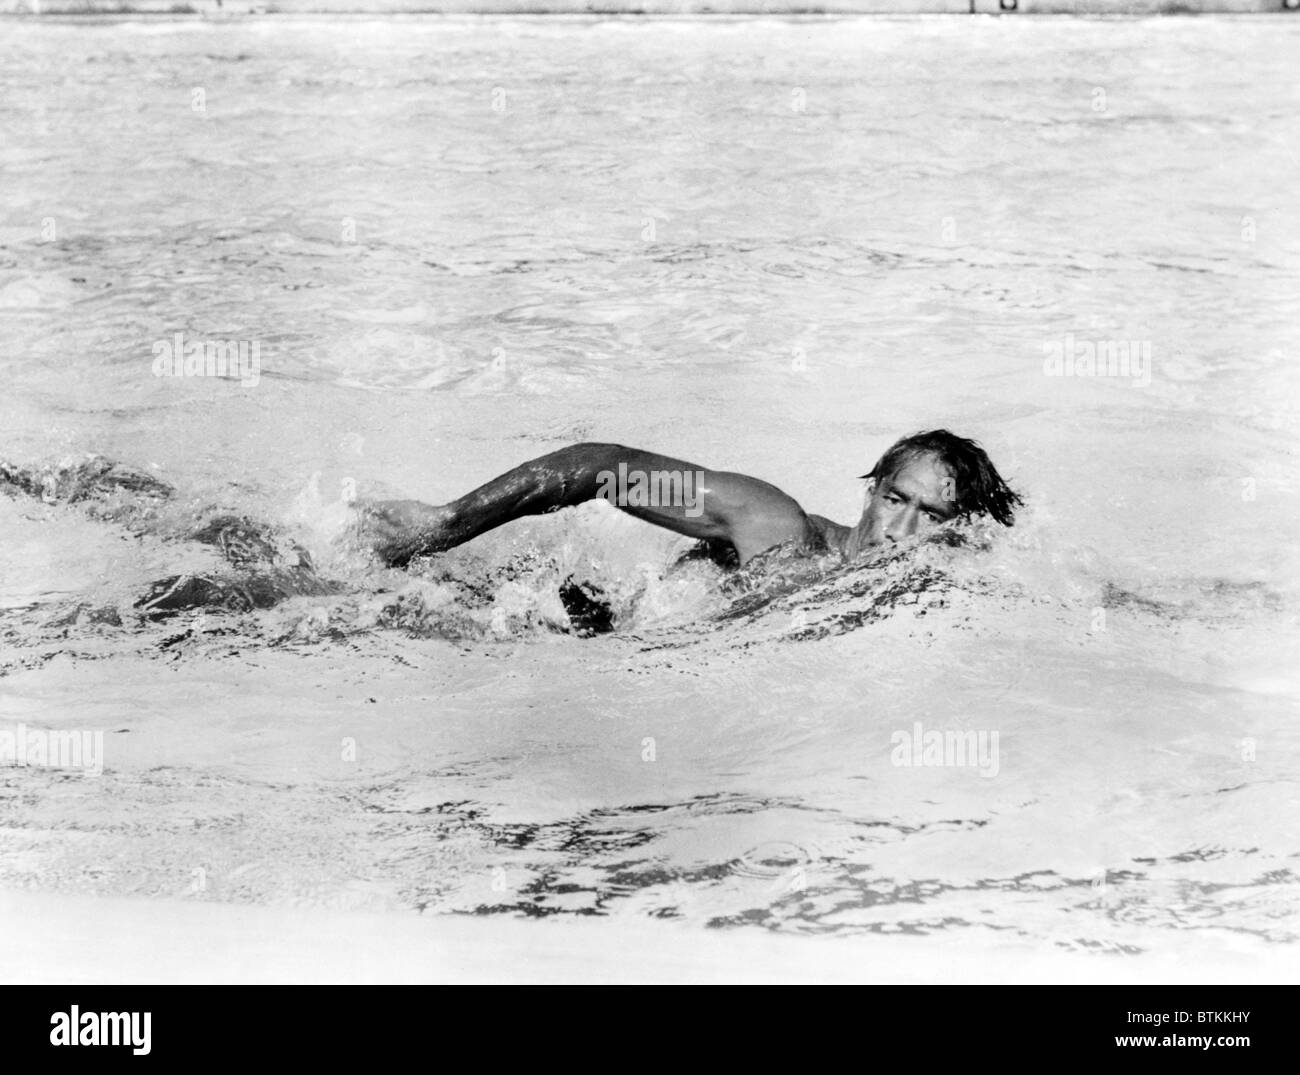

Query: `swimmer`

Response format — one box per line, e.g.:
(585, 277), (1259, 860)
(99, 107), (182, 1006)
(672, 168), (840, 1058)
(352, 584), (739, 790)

(2, 431), (1019, 630)
(356, 430), (1022, 570)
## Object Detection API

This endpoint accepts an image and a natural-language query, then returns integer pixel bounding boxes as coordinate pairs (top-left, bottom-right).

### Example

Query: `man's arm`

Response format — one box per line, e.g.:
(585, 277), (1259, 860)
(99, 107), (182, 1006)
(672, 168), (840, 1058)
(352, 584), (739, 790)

(359, 442), (821, 567)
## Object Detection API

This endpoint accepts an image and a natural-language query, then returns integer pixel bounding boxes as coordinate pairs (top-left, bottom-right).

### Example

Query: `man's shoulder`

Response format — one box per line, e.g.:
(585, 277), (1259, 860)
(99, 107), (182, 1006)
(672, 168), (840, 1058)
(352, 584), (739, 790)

(806, 514), (849, 553)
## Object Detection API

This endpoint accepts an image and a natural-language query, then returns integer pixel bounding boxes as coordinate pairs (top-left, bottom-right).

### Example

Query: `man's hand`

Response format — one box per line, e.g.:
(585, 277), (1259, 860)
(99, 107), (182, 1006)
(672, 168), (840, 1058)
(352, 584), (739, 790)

(349, 498), (448, 565)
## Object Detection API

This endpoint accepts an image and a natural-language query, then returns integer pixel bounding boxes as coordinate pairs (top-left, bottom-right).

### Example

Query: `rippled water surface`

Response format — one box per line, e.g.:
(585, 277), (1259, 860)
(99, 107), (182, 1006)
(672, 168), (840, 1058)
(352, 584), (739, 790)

(1, 15), (1298, 969)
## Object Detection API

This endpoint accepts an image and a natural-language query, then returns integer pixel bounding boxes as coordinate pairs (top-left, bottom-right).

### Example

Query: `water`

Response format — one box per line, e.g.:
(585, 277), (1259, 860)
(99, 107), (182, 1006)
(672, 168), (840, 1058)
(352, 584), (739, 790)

(1, 15), (1298, 970)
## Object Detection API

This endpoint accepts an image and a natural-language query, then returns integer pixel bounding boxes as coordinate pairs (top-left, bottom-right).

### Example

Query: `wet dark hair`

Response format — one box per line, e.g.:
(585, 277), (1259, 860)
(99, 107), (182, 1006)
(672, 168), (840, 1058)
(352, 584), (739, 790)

(860, 429), (1023, 527)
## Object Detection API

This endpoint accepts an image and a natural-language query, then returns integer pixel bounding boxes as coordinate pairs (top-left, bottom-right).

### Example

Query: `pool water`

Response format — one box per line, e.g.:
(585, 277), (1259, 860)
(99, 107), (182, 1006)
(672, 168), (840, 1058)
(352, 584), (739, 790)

(1, 15), (1297, 970)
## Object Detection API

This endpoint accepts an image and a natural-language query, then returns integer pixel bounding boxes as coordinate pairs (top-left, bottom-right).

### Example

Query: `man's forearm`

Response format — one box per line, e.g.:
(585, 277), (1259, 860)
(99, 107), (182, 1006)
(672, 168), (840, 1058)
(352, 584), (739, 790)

(438, 442), (625, 546)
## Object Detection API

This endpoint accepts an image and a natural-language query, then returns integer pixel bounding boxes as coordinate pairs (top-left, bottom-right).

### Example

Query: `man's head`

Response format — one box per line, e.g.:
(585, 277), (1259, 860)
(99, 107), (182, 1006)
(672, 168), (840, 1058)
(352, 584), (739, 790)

(854, 429), (1022, 549)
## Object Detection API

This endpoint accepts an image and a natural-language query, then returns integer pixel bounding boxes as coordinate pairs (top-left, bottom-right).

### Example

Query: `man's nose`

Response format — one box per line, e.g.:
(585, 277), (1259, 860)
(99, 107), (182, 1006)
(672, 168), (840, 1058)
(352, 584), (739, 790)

(885, 507), (918, 543)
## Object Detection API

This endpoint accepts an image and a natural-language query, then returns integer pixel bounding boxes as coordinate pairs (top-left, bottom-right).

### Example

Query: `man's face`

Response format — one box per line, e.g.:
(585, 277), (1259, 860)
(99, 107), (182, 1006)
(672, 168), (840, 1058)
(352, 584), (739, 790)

(858, 453), (959, 548)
